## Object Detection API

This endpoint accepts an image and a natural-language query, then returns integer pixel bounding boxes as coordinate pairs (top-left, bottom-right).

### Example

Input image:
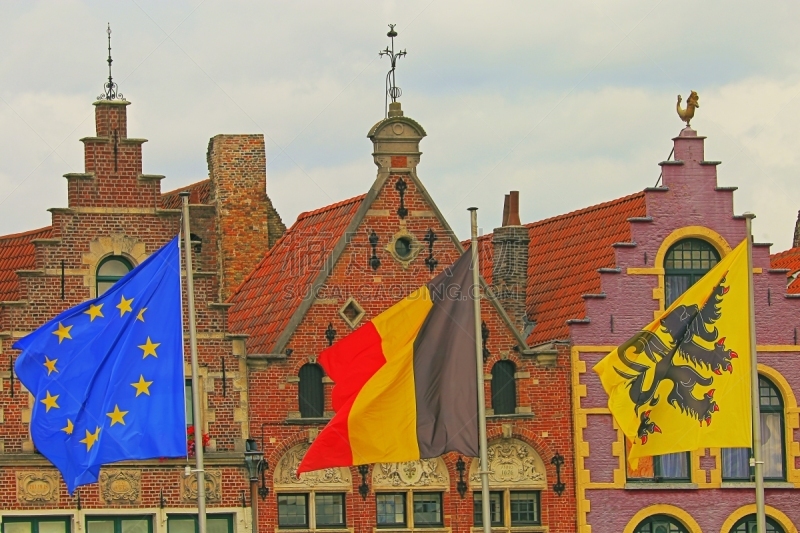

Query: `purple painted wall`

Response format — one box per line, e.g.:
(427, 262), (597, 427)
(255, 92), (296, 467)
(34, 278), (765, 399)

(570, 128), (800, 532)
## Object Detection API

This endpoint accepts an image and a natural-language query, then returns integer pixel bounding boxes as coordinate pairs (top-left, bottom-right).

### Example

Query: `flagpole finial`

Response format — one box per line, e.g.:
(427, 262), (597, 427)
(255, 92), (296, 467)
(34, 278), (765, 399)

(742, 212), (756, 219)
(468, 207), (478, 212)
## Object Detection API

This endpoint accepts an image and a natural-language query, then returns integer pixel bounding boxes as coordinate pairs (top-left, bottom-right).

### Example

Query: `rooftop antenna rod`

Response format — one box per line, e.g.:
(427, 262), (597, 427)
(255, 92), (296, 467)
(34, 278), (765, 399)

(98, 23), (124, 101)
(379, 24), (406, 118)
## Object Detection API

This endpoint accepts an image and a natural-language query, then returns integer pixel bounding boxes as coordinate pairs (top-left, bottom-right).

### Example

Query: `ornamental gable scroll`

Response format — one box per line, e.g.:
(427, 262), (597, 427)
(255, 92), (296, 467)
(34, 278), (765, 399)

(469, 438), (546, 489)
(372, 457), (450, 489)
(274, 443), (352, 490)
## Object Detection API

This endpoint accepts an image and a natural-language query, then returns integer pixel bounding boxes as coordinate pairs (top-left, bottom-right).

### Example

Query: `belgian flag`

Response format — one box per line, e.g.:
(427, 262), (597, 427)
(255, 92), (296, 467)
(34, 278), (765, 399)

(298, 251), (479, 473)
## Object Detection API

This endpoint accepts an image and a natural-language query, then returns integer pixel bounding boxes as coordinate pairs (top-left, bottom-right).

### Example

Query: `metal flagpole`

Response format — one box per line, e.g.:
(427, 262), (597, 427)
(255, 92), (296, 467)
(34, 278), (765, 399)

(469, 207), (492, 533)
(181, 192), (208, 533)
(744, 212), (766, 533)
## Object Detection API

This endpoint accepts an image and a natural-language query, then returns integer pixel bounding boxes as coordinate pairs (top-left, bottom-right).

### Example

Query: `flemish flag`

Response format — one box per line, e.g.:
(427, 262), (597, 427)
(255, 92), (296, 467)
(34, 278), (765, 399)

(298, 251), (479, 473)
(594, 239), (753, 466)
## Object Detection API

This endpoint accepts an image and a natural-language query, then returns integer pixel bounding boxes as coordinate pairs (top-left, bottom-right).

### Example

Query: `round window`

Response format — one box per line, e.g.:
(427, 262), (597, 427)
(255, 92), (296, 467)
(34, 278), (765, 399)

(394, 237), (413, 259)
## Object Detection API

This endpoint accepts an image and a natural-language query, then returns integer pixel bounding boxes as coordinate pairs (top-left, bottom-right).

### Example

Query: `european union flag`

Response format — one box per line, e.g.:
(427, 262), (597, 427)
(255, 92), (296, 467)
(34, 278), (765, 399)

(14, 236), (187, 493)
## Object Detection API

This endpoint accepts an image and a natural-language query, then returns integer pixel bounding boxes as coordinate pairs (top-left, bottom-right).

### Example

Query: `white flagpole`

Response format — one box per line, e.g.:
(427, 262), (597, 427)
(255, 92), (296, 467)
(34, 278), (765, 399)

(469, 207), (492, 533)
(744, 212), (766, 533)
(181, 192), (208, 533)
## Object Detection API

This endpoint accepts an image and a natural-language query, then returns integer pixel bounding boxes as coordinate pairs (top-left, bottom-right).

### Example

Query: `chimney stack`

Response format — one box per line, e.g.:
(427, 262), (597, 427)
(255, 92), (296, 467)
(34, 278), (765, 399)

(491, 191), (529, 333)
(207, 134), (285, 301)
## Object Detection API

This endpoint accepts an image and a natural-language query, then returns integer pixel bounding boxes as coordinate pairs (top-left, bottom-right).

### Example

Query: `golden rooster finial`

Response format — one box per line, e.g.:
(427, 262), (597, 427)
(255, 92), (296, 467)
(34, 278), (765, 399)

(677, 91), (699, 127)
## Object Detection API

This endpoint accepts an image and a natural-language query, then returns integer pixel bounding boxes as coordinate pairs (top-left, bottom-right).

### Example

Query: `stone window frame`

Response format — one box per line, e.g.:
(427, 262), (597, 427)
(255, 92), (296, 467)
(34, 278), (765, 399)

(273, 443), (353, 532)
(371, 458), (450, 532)
(95, 255), (134, 296)
(467, 438), (548, 533)
(483, 356), (532, 418)
(82, 235), (148, 300)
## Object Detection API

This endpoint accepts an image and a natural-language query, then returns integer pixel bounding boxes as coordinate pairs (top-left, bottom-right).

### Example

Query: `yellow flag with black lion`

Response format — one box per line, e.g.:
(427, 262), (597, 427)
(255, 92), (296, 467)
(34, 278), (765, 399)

(594, 239), (753, 466)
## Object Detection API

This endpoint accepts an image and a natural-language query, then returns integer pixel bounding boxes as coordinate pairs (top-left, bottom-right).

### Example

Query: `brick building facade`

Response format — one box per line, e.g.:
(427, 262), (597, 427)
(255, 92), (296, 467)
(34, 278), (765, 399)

(0, 98), (284, 533)
(227, 102), (578, 533)
(475, 126), (800, 532)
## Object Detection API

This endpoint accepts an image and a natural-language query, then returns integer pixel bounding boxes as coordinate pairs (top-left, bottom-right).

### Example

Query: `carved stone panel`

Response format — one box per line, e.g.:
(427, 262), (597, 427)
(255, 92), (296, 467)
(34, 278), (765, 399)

(274, 443), (352, 489)
(100, 469), (141, 503)
(469, 438), (546, 489)
(17, 471), (59, 504)
(372, 458), (449, 489)
(181, 469), (222, 503)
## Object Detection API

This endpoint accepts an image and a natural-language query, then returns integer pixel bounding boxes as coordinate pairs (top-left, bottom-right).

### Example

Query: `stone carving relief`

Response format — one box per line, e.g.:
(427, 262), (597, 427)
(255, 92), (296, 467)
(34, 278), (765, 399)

(469, 438), (546, 488)
(100, 469), (141, 503)
(17, 471), (59, 504)
(372, 458), (449, 489)
(182, 469), (222, 503)
(274, 443), (351, 489)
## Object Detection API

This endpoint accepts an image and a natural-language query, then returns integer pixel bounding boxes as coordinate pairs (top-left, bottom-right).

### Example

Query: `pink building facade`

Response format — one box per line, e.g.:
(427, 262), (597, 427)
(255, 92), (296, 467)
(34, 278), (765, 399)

(569, 128), (800, 532)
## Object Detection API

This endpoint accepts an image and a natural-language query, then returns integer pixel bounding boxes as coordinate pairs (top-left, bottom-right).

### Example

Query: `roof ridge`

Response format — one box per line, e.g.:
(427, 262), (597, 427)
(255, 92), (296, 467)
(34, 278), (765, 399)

(0, 225), (53, 242)
(770, 246), (800, 259)
(296, 194), (367, 222)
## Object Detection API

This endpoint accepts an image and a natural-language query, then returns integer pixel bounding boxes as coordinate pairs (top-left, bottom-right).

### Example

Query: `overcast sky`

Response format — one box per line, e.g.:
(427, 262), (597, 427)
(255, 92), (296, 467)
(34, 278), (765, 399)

(2, 1), (799, 250)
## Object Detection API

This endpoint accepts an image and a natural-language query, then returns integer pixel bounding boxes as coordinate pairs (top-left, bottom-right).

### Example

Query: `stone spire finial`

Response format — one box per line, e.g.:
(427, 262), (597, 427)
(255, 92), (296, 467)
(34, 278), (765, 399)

(793, 210), (800, 248)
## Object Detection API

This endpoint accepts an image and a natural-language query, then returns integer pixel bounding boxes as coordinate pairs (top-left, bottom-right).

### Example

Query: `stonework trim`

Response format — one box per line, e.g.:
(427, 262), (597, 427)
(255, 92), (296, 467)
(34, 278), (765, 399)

(718, 504), (798, 533)
(626, 226), (732, 319)
(622, 504), (703, 533)
(372, 458), (450, 490)
(82, 235), (149, 299)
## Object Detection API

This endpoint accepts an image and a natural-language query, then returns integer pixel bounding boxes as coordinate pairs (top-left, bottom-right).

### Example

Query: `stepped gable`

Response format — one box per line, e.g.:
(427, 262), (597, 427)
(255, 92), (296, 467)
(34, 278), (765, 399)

(161, 179), (211, 208)
(0, 227), (53, 302)
(475, 192), (646, 346)
(771, 246), (800, 294)
(227, 194), (366, 354)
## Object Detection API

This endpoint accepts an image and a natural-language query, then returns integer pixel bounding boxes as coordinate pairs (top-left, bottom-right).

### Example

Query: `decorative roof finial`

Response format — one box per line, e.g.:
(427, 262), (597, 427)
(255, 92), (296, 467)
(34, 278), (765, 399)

(98, 23), (125, 101)
(676, 90), (698, 127)
(379, 24), (406, 117)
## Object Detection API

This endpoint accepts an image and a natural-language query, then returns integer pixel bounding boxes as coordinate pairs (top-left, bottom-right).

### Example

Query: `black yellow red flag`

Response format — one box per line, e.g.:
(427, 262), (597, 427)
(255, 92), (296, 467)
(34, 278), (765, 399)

(594, 239), (752, 465)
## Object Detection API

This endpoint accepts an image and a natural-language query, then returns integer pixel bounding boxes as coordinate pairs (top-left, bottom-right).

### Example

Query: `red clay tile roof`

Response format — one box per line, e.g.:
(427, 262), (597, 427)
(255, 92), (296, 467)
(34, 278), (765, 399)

(476, 192), (647, 346)
(0, 226), (53, 302)
(770, 246), (800, 294)
(227, 194), (366, 353)
(161, 179), (211, 209)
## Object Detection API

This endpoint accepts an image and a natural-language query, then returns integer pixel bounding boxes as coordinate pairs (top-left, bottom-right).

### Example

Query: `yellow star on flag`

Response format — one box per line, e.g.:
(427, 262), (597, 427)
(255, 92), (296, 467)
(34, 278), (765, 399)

(43, 356), (58, 376)
(138, 337), (160, 359)
(62, 418), (74, 435)
(116, 295), (134, 317)
(40, 391), (59, 412)
(106, 405), (128, 426)
(84, 303), (104, 322)
(136, 307), (147, 322)
(131, 375), (153, 397)
(52, 322), (72, 344)
(80, 426), (101, 451)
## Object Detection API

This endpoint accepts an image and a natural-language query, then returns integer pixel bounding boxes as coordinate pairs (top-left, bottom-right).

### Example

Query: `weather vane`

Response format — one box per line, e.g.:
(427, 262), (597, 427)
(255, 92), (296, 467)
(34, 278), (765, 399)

(379, 24), (406, 117)
(98, 24), (124, 101)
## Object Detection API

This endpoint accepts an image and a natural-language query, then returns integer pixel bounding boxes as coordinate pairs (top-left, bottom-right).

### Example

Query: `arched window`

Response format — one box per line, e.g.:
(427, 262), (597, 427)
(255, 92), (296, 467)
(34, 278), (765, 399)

(96, 255), (133, 296)
(630, 238), (719, 482)
(634, 515), (688, 533)
(722, 376), (786, 481)
(664, 238), (720, 306)
(491, 361), (516, 415)
(299, 363), (324, 418)
(729, 514), (785, 533)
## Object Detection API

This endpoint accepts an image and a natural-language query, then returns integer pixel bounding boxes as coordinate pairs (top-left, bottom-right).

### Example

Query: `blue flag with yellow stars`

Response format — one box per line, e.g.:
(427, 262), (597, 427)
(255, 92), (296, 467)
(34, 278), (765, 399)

(14, 236), (186, 493)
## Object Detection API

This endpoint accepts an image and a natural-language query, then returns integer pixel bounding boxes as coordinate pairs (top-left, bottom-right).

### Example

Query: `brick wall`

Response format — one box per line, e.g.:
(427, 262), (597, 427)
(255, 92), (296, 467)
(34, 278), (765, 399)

(570, 127), (800, 532)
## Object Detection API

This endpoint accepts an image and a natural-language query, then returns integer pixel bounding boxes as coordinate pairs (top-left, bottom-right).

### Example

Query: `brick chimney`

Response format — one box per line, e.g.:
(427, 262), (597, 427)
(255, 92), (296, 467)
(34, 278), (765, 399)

(207, 134), (285, 301)
(794, 210), (800, 248)
(492, 191), (529, 333)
